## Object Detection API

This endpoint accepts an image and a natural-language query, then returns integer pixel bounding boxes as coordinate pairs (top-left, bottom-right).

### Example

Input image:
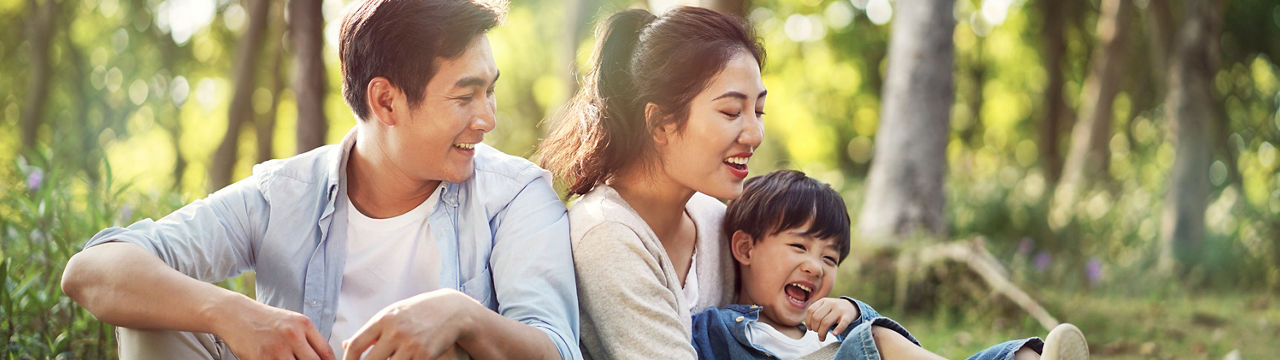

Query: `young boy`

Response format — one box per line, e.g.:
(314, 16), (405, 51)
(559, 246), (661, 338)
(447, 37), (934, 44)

(691, 170), (1090, 360)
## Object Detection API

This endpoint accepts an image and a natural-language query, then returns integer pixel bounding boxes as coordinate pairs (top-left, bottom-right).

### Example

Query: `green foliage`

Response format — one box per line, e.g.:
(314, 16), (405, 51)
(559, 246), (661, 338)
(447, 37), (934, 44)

(2, 150), (118, 358)
(2, 0), (1280, 358)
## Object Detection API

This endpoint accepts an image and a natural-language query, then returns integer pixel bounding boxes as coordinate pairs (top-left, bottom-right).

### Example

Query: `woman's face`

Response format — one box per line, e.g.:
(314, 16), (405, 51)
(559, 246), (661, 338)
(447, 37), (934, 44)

(654, 50), (766, 200)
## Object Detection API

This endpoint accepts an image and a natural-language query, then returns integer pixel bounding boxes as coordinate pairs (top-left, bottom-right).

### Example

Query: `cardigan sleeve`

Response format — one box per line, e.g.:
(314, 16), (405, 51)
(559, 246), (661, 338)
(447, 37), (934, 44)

(573, 222), (697, 360)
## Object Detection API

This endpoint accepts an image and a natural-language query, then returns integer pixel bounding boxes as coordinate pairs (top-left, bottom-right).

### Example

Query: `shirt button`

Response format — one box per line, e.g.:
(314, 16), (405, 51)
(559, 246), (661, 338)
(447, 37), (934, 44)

(750, 305), (759, 309)
(735, 316), (744, 322)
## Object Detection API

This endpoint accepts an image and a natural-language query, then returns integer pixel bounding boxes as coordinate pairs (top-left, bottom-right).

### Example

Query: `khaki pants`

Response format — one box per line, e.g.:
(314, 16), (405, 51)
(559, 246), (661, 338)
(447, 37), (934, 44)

(116, 327), (237, 359)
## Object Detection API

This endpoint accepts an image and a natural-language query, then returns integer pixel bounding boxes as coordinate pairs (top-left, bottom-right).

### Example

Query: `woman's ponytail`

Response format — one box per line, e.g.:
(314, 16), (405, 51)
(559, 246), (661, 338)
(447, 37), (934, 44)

(538, 9), (656, 196)
(537, 6), (763, 196)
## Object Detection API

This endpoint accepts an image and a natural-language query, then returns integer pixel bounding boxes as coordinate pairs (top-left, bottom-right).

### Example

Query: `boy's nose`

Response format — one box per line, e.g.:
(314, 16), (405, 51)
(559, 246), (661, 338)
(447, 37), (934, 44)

(800, 258), (822, 275)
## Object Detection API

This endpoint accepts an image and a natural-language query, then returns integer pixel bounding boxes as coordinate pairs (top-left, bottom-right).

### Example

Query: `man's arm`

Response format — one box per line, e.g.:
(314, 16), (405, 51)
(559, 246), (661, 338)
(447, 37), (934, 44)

(342, 289), (559, 359)
(344, 172), (577, 360)
(60, 178), (334, 359)
(62, 243), (334, 359)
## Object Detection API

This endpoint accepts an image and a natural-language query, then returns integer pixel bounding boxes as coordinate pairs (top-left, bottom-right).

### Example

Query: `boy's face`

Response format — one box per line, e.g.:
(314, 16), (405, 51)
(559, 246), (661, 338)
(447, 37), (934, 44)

(732, 220), (841, 329)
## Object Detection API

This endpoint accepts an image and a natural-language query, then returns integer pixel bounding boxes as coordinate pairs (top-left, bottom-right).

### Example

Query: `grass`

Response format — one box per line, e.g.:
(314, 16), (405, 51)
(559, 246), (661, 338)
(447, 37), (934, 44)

(887, 288), (1278, 359)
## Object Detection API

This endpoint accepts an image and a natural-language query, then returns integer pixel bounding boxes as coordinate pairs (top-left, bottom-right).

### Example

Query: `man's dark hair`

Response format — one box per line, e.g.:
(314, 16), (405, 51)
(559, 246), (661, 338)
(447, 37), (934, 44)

(723, 170), (851, 263)
(339, 0), (506, 121)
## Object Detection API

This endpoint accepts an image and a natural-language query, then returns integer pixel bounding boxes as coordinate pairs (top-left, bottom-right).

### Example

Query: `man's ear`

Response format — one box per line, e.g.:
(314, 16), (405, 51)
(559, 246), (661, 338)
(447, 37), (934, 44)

(366, 77), (401, 127)
(645, 102), (676, 145)
(730, 230), (756, 265)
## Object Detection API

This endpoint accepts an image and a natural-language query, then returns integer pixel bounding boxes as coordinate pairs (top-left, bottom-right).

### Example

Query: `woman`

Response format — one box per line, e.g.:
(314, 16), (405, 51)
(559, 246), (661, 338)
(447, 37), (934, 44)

(537, 6), (1081, 360)
(538, 6), (792, 358)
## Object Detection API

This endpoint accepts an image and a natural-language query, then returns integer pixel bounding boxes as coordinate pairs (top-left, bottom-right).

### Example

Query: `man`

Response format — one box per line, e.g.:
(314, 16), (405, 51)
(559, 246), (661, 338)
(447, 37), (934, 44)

(60, 1), (579, 359)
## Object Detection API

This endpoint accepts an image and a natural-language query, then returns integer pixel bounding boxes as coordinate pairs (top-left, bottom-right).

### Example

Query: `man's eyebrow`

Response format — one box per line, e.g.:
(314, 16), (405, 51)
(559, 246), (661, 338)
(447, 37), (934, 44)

(712, 89), (768, 101)
(453, 70), (500, 89)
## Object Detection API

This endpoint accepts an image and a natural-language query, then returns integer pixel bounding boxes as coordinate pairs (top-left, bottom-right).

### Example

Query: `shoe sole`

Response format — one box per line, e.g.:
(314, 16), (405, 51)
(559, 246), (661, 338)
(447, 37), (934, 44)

(1042, 323), (1090, 360)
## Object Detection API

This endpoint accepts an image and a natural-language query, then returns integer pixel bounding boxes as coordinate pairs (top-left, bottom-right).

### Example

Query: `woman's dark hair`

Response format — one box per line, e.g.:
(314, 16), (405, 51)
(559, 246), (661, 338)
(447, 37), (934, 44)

(723, 170), (851, 263)
(339, 0), (506, 121)
(537, 6), (765, 195)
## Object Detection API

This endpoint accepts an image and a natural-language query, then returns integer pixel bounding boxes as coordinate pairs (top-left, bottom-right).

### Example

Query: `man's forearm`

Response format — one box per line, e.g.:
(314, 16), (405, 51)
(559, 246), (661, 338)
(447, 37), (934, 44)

(456, 307), (562, 360)
(61, 242), (249, 333)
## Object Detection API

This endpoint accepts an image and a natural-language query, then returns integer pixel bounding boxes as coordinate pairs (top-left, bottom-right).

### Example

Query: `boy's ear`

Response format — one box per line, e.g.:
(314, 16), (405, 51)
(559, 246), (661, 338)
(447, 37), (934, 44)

(730, 230), (755, 265)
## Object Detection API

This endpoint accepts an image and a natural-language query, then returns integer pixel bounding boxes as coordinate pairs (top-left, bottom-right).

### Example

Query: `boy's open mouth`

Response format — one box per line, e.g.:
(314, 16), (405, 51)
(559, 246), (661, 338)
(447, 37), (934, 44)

(785, 282), (812, 304)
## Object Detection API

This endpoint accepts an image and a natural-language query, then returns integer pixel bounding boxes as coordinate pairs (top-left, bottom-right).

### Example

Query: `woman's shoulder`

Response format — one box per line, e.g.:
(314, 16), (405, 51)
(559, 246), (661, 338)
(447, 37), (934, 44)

(568, 185), (647, 228)
(685, 192), (727, 225)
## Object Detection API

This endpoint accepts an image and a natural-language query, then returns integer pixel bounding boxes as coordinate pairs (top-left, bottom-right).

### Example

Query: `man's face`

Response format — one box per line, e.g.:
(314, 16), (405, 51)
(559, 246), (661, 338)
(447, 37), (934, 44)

(385, 35), (498, 184)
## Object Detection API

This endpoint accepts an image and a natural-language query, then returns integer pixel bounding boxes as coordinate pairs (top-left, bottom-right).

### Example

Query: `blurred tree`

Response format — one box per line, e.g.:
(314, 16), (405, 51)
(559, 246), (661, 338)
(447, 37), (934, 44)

(1052, 0), (1132, 227)
(210, 0), (271, 191)
(1036, 0), (1070, 184)
(292, 0), (327, 154)
(258, 1), (288, 163)
(19, 0), (55, 151)
(703, 0), (747, 17)
(857, 0), (955, 244)
(1158, 0), (1219, 273)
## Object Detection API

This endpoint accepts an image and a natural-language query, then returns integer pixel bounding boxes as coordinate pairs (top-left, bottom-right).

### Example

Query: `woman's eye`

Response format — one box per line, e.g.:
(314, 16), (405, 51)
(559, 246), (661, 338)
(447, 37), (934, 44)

(721, 111), (741, 118)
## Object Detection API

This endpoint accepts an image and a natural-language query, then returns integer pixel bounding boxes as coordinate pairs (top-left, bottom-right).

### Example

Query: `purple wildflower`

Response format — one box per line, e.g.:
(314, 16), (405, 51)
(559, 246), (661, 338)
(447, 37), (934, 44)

(119, 204), (135, 224)
(1085, 258), (1103, 287)
(1018, 237), (1034, 255)
(1034, 251), (1052, 272)
(26, 168), (44, 191)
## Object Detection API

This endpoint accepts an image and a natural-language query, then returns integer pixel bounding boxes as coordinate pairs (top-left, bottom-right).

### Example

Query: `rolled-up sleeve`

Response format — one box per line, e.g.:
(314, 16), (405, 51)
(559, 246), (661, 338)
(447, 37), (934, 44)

(487, 173), (581, 360)
(82, 177), (267, 283)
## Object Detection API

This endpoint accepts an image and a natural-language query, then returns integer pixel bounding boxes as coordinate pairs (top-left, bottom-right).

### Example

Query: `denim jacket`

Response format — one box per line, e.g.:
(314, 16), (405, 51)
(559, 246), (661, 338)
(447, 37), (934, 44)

(690, 298), (880, 360)
(83, 128), (582, 360)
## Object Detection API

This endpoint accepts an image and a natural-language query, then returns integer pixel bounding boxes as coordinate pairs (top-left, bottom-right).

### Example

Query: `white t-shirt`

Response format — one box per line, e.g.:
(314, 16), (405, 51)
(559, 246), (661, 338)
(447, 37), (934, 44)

(681, 248), (700, 314)
(745, 320), (840, 360)
(328, 185), (444, 357)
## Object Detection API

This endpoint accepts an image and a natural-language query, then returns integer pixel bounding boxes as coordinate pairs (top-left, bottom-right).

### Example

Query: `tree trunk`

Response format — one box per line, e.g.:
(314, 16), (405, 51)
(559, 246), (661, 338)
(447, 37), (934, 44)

(210, 0), (271, 192)
(20, 0), (55, 151)
(292, 0), (328, 154)
(857, 0), (955, 245)
(702, 0), (748, 17)
(1158, 0), (1218, 274)
(1038, 0), (1068, 184)
(258, 1), (288, 163)
(562, 0), (586, 97)
(1052, 0), (1131, 226)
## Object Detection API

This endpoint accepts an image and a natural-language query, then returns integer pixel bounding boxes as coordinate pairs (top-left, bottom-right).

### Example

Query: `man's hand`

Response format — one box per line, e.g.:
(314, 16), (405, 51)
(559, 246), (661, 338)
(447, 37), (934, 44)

(212, 297), (336, 360)
(342, 289), (481, 360)
(806, 297), (861, 342)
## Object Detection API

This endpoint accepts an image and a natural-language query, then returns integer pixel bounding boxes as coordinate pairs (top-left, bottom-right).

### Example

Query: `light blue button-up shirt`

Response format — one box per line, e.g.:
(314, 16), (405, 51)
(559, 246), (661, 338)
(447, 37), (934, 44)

(83, 128), (582, 360)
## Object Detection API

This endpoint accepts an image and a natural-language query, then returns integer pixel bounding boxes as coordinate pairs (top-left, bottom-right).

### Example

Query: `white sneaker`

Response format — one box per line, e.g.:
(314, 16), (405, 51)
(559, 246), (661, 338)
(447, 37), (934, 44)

(1042, 323), (1090, 360)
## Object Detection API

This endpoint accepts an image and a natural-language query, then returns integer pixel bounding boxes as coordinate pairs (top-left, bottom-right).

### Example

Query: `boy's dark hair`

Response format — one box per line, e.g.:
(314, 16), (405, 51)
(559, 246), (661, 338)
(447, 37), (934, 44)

(339, 0), (506, 121)
(723, 170), (851, 263)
